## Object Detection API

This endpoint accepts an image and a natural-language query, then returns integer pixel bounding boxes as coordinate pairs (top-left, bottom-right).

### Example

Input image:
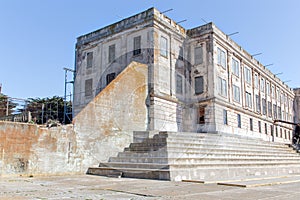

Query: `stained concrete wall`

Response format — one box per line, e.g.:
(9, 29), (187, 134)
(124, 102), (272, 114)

(0, 62), (148, 177)
(73, 61), (148, 168)
(0, 121), (80, 176)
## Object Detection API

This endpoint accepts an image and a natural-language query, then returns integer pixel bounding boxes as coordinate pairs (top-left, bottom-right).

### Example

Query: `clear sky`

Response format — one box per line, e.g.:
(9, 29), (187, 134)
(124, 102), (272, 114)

(0, 0), (299, 99)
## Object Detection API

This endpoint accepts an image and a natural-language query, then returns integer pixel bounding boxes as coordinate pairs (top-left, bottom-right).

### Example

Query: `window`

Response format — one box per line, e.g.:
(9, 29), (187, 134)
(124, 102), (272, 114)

(223, 109), (228, 125)
(258, 121), (262, 133)
(244, 66), (252, 84)
(266, 82), (270, 96)
(265, 123), (268, 134)
(273, 104), (277, 119)
(276, 127), (278, 137)
(195, 76), (204, 95)
(87, 52), (93, 68)
(277, 89), (280, 102)
(218, 77), (227, 97)
(194, 46), (203, 65)
(245, 92), (252, 108)
(254, 74), (259, 88)
(284, 130), (287, 139)
(85, 79), (93, 96)
(270, 125), (274, 136)
(237, 114), (241, 128)
(176, 74), (183, 94)
(160, 36), (168, 57)
(232, 58), (239, 77)
(179, 46), (184, 61)
(109, 44), (115, 63)
(262, 98), (266, 115)
(198, 107), (205, 124)
(261, 78), (265, 93)
(278, 106), (282, 120)
(133, 36), (141, 56)
(106, 73), (116, 85)
(233, 85), (240, 102)
(217, 47), (226, 69)
(256, 95), (261, 113)
(271, 85), (275, 98)
(250, 118), (253, 131)
(268, 101), (272, 118)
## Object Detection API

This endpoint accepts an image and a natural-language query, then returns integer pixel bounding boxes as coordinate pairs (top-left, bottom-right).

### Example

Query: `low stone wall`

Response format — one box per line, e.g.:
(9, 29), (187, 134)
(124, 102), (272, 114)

(0, 121), (81, 177)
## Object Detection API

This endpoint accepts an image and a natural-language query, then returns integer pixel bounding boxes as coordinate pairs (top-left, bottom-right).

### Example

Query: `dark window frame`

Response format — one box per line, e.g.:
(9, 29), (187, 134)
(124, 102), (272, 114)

(133, 36), (141, 56)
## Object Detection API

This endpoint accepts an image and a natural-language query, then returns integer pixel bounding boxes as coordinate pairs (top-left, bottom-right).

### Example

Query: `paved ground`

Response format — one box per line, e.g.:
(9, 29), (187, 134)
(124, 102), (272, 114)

(1, 175), (300, 200)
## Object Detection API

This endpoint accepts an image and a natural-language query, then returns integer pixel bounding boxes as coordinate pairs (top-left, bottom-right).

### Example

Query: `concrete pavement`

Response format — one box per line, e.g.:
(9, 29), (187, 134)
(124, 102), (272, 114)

(1, 174), (300, 199)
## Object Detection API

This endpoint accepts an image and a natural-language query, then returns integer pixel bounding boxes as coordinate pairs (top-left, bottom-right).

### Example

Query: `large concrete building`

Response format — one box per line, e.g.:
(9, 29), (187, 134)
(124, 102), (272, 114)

(74, 7), (294, 143)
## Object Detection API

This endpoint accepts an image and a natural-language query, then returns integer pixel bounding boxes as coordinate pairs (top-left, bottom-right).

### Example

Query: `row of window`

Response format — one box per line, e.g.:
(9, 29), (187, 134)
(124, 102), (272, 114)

(223, 109), (291, 139)
(176, 75), (204, 95)
(218, 79), (291, 120)
(86, 36), (143, 69)
(216, 47), (292, 108)
(84, 72), (116, 97)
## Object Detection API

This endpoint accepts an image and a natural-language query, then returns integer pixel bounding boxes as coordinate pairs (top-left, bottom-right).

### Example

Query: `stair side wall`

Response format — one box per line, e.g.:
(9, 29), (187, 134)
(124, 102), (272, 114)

(73, 62), (148, 170)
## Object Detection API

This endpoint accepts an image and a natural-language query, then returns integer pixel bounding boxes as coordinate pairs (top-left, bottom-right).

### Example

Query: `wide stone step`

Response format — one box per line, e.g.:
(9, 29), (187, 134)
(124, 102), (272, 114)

(126, 143), (293, 154)
(117, 151), (300, 159)
(118, 150), (300, 159)
(87, 167), (170, 180)
(159, 132), (282, 145)
(171, 165), (300, 181)
(165, 136), (287, 148)
(108, 156), (300, 164)
(98, 161), (300, 171)
(127, 139), (285, 150)
(99, 162), (170, 169)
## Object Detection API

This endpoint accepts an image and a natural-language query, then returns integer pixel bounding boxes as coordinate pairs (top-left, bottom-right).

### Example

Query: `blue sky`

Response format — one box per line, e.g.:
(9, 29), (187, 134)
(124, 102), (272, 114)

(0, 0), (299, 99)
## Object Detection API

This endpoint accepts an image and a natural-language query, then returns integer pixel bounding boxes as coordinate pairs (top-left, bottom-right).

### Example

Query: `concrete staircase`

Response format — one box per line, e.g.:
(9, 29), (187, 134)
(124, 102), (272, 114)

(87, 132), (300, 182)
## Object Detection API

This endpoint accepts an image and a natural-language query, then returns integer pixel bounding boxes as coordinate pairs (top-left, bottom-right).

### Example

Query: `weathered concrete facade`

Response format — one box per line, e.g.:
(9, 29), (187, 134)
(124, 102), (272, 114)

(74, 7), (294, 143)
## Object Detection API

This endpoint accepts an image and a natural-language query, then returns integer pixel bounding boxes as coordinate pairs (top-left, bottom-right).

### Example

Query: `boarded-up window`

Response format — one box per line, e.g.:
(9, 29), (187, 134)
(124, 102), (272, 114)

(194, 46), (203, 65)
(195, 76), (204, 95)
(176, 74), (183, 94)
(85, 79), (93, 96)
(133, 36), (141, 56)
(109, 44), (115, 63)
(106, 72), (116, 85)
(160, 36), (168, 57)
(198, 107), (205, 124)
(87, 52), (93, 68)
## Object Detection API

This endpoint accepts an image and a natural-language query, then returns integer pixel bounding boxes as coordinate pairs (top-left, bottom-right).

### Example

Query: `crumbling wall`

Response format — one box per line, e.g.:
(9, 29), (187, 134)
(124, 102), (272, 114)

(73, 62), (148, 169)
(0, 122), (80, 176)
